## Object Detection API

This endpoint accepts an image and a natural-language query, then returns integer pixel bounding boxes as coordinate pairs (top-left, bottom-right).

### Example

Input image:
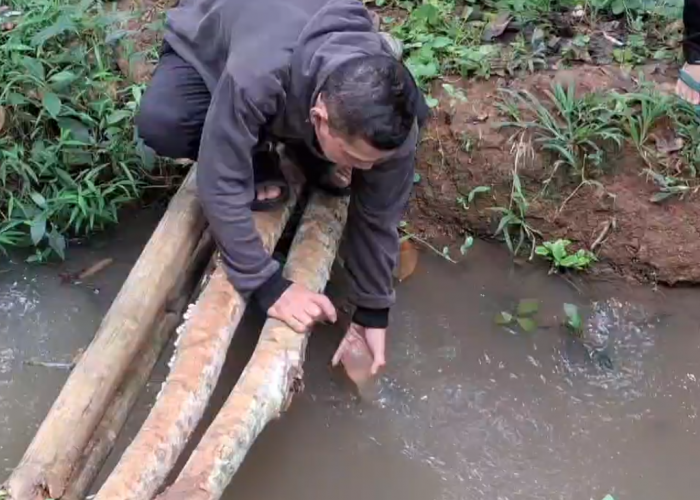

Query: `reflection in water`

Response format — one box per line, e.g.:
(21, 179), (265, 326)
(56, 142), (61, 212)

(2, 222), (700, 500)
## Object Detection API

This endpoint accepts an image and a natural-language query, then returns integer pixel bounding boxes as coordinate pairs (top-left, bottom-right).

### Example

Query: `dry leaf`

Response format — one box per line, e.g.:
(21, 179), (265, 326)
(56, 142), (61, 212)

(653, 132), (684, 154)
(394, 239), (419, 281)
(0, 106), (5, 133)
(482, 13), (512, 41)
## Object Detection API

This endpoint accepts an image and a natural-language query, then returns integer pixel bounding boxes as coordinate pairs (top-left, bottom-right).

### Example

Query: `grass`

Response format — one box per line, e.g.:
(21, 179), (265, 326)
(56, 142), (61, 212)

(0, 0), (161, 261)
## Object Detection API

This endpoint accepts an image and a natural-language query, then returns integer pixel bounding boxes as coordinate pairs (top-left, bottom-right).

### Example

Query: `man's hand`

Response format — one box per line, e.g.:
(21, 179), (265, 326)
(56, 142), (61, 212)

(267, 283), (337, 333)
(332, 322), (387, 376)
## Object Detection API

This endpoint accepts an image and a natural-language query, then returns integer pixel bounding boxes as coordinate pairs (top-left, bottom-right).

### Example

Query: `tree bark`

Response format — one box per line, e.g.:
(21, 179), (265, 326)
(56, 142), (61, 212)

(156, 192), (349, 500)
(4, 169), (206, 500)
(93, 195), (298, 500)
(61, 232), (215, 500)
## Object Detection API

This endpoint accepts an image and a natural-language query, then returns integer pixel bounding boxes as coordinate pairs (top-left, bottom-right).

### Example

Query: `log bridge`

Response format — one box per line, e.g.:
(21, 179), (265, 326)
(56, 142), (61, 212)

(2, 167), (349, 500)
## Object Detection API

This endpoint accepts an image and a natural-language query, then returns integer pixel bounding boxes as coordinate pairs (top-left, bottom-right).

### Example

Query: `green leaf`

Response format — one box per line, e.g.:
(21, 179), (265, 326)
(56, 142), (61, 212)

(425, 95), (439, 108)
(30, 192), (47, 209)
(517, 299), (539, 316)
(495, 311), (513, 325)
(468, 186), (490, 203)
(550, 239), (570, 261)
(31, 15), (76, 46)
(21, 57), (46, 81)
(42, 93), (62, 118)
(535, 245), (549, 257)
(564, 303), (582, 332)
(650, 191), (674, 203)
(48, 229), (67, 260)
(50, 70), (78, 86)
(30, 215), (47, 246)
(106, 110), (132, 125)
(460, 235), (474, 255)
(517, 317), (537, 332)
(430, 36), (453, 49)
(58, 118), (92, 144)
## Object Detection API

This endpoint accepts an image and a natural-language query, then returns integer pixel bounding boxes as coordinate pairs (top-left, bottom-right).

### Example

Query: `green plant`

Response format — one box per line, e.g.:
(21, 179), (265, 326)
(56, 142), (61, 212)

(499, 84), (625, 186)
(563, 302), (582, 334)
(457, 185), (490, 209)
(490, 171), (541, 258)
(0, 0), (160, 261)
(390, 0), (499, 87)
(495, 298), (540, 332)
(536, 239), (597, 271)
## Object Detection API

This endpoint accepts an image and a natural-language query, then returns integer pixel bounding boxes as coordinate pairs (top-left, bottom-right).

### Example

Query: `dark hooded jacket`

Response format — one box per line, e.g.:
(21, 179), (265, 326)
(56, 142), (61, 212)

(163, 0), (421, 326)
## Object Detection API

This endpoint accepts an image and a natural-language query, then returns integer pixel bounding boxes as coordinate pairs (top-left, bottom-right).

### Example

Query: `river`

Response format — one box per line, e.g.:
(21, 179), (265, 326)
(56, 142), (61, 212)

(1, 207), (699, 500)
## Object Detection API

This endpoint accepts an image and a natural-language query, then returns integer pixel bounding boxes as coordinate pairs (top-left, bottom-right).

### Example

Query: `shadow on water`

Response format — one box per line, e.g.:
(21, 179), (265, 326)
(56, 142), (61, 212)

(2, 214), (700, 500)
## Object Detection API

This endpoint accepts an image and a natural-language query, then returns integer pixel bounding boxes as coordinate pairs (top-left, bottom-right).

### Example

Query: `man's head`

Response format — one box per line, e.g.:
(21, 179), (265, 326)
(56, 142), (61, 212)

(310, 55), (421, 170)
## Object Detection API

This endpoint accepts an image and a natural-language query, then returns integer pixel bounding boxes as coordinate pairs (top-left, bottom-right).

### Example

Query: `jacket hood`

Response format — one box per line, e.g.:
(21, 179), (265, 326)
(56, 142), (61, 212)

(285, 0), (393, 122)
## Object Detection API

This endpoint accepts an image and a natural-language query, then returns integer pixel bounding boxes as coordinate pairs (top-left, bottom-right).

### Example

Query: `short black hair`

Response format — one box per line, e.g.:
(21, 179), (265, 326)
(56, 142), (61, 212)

(319, 55), (421, 151)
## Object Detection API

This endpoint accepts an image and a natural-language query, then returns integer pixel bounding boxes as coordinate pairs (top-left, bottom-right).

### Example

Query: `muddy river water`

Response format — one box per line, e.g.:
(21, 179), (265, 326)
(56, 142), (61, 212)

(2, 208), (700, 500)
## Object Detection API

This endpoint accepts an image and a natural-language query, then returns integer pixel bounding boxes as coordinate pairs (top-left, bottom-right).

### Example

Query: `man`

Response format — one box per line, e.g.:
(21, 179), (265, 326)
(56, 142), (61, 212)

(676, 0), (700, 105)
(136, 0), (427, 375)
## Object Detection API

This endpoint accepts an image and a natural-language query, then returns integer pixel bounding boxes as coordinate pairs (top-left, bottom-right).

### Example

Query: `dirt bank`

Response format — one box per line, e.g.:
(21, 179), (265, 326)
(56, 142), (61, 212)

(408, 64), (700, 285)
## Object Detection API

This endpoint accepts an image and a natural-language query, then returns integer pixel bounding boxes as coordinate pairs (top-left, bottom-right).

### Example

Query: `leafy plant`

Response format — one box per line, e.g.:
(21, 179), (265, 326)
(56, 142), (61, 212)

(495, 298), (540, 332)
(457, 185), (491, 210)
(0, 0), (162, 261)
(499, 84), (625, 186)
(490, 171), (541, 258)
(536, 239), (597, 271)
(563, 302), (582, 334)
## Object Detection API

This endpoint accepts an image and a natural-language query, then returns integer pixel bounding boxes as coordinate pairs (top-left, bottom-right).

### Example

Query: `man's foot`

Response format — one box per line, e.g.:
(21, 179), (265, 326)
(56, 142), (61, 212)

(251, 145), (290, 212)
(676, 63), (700, 106)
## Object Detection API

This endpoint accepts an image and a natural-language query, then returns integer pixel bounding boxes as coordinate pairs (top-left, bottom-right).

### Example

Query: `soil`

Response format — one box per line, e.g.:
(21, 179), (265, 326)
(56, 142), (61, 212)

(407, 64), (700, 285)
(115, 1), (700, 286)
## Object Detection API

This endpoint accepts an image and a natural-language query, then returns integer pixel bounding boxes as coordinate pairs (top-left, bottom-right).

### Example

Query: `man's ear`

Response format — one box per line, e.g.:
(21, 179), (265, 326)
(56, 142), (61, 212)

(310, 95), (329, 125)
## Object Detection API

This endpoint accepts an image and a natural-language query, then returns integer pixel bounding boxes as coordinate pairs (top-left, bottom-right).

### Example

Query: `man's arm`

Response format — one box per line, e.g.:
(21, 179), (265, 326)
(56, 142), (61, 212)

(684, 0), (700, 63)
(342, 125), (418, 328)
(197, 71), (291, 311)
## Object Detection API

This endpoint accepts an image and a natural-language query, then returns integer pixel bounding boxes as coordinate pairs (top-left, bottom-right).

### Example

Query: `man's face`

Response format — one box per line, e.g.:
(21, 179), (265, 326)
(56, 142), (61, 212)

(310, 97), (395, 170)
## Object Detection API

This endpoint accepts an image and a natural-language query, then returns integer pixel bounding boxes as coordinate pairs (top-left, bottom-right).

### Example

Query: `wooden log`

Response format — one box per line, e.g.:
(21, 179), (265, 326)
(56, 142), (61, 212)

(4, 169), (206, 500)
(61, 232), (215, 500)
(156, 191), (349, 500)
(93, 194), (298, 500)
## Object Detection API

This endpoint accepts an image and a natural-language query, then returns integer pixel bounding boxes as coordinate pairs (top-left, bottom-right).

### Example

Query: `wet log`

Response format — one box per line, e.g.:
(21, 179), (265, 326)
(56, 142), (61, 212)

(4, 169), (206, 500)
(157, 191), (349, 500)
(61, 232), (215, 500)
(93, 194), (298, 500)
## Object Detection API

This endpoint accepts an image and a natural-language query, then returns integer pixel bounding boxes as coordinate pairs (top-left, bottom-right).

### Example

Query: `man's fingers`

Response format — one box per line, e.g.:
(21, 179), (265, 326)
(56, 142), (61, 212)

(303, 301), (322, 320)
(311, 294), (337, 323)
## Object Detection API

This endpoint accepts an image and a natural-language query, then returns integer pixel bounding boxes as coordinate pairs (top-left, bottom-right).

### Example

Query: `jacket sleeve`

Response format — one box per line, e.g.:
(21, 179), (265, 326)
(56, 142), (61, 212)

(196, 69), (291, 311)
(342, 125), (418, 329)
(684, 0), (700, 63)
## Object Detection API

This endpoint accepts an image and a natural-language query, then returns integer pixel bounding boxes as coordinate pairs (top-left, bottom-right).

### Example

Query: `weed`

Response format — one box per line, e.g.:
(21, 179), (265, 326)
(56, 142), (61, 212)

(499, 84), (624, 186)
(490, 170), (541, 259)
(390, 0), (499, 87)
(457, 185), (491, 210)
(495, 298), (540, 332)
(563, 302), (582, 334)
(0, 0), (160, 261)
(536, 238), (597, 272)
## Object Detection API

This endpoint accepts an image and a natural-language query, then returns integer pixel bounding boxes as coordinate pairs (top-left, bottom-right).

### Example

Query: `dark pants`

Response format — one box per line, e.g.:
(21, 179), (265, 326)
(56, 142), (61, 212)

(136, 43), (212, 161)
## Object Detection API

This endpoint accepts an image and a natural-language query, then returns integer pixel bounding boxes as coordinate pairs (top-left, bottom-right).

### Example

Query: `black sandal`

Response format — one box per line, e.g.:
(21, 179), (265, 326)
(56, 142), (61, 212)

(283, 142), (352, 197)
(251, 143), (290, 212)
